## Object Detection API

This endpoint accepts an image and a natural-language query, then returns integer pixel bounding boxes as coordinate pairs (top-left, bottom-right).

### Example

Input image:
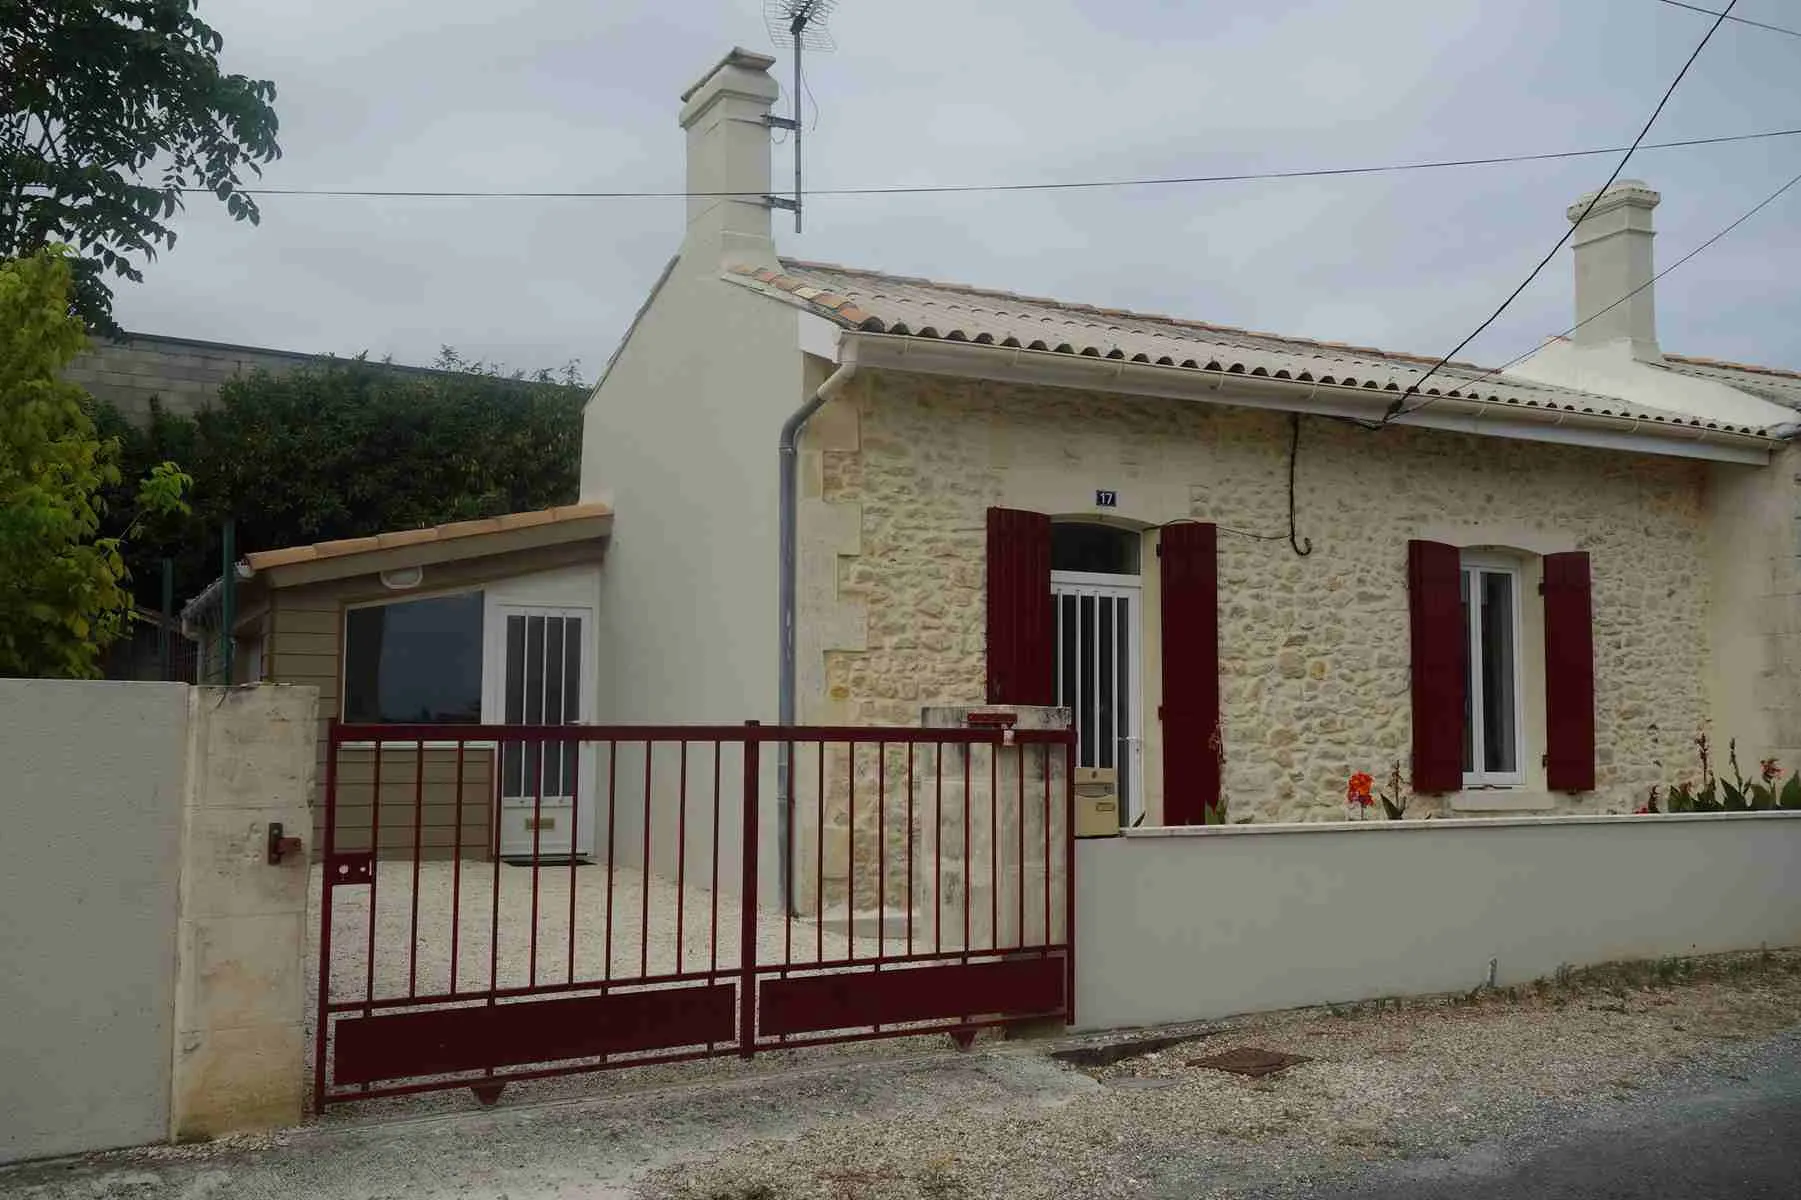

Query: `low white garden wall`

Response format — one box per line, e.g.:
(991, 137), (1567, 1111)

(1073, 813), (1801, 1032)
(0, 682), (316, 1165)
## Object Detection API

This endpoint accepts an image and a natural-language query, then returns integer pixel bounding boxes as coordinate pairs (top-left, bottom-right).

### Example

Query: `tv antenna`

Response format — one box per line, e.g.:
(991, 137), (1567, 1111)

(762, 0), (836, 232)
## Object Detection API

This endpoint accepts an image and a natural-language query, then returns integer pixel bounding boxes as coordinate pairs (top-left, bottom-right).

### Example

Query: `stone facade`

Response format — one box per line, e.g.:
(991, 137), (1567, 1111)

(804, 369), (1715, 827)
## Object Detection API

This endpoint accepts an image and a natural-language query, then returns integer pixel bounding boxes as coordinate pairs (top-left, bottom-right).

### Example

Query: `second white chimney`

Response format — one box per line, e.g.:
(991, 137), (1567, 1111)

(1567, 180), (1660, 358)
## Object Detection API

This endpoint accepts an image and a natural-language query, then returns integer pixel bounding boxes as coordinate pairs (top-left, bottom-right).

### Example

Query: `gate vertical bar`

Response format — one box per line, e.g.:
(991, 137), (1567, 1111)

(1064, 735), (1077, 1025)
(739, 722), (761, 1058)
(313, 721), (339, 1112)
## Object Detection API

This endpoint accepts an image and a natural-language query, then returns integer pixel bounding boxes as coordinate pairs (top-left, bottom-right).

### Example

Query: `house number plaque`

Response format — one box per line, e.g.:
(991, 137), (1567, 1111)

(1094, 490), (1118, 508)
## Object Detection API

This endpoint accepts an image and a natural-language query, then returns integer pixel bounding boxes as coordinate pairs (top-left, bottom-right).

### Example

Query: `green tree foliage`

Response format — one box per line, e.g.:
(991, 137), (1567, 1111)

(100, 351), (587, 607)
(0, 1), (281, 332)
(1, 248), (189, 677)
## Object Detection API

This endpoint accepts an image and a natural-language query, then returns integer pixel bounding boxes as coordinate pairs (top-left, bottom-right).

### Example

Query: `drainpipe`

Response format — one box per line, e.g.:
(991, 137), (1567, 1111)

(777, 361), (859, 914)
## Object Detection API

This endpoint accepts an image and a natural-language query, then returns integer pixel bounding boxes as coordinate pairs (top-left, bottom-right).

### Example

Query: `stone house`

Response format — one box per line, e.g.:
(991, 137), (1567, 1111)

(192, 48), (1800, 900)
(579, 47), (1800, 843)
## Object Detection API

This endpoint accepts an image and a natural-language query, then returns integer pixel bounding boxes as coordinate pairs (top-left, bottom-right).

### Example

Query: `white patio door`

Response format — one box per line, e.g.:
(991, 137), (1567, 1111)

(1051, 572), (1144, 827)
(488, 605), (594, 859)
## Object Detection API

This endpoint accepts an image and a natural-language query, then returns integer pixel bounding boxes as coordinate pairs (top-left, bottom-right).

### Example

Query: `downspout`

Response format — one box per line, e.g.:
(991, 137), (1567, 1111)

(778, 360), (859, 914)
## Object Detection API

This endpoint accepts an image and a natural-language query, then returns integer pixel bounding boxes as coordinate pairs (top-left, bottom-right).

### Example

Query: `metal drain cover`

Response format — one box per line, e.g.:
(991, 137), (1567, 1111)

(1187, 1047), (1310, 1077)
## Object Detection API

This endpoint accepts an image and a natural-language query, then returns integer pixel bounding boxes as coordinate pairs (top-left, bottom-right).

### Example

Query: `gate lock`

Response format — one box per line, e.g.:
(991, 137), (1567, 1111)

(267, 822), (304, 865)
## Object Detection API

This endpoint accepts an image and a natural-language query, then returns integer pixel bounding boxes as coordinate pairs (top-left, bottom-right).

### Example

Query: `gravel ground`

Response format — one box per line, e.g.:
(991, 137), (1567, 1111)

(641, 951), (1801, 1200)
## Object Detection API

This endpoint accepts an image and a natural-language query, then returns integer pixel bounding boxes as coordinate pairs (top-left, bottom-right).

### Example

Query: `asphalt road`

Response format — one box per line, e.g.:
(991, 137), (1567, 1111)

(1311, 1064), (1801, 1200)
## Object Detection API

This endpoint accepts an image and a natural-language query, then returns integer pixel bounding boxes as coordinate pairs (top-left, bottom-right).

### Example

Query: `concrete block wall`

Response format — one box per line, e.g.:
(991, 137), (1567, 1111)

(64, 334), (325, 423)
(0, 682), (317, 1165)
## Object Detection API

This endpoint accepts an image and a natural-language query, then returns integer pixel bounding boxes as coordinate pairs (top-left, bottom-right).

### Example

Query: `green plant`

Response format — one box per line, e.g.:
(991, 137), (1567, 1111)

(0, 0), (282, 332)
(1662, 733), (1798, 813)
(0, 247), (189, 676)
(97, 350), (585, 607)
(1378, 759), (1409, 820)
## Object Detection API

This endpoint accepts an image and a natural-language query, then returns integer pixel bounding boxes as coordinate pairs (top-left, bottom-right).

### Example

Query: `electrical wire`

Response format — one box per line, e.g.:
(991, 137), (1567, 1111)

(1653, 0), (1801, 40)
(1431, 166), (1801, 394)
(1384, 0), (1739, 422)
(136, 127), (1801, 200)
(1164, 413), (1312, 557)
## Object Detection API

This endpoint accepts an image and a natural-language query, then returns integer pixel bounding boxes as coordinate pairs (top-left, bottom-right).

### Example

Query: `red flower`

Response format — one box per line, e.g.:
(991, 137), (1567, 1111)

(1346, 772), (1375, 807)
(1634, 805), (1651, 815)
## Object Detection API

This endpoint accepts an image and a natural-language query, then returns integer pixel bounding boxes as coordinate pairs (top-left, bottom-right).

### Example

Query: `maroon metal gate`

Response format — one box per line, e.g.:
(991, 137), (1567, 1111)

(314, 719), (1075, 1108)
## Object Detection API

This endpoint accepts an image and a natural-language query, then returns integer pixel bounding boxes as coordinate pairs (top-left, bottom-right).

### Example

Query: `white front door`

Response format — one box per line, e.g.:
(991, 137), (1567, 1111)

(488, 605), (594, 859)
(1051, 571), (1144, 826)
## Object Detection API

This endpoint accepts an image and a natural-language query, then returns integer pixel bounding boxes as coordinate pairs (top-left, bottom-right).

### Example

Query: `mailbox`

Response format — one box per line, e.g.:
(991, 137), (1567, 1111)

(1074, 767), (1120, 838)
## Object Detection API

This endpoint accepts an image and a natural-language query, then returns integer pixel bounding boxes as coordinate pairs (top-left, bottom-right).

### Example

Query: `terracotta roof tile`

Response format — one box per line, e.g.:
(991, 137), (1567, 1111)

(720, 258), (1791, 436)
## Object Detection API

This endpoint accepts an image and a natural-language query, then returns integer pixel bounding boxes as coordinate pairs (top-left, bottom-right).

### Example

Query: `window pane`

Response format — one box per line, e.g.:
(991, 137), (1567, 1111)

(544, 618), (566, 793)
(1116, 595), (1131, 818)
(562, 621), (582, 789)
(1481, 571), (1517, 774)
(1052, 524), (1140, 575)
(1058, 595), (1077, 711)
(1078, 594), (1095, 767)
(1461, 571), (1474, 774)
(523, 617), (544, 792)
(343, 592), (483, 724)
(1098, 597), (1115, 768)
(503, 616), (524, 796)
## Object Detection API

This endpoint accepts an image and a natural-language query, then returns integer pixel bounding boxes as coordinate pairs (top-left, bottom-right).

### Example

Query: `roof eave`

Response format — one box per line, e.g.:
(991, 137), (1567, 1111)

(840, 333), (1776, 466)
(253, 513), (612, 591)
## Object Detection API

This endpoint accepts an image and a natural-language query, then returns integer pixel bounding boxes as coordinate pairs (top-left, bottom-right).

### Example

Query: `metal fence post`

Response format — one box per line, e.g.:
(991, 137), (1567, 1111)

(220, 519), (236, 683)
(739, 721), (761, 1058)
(158, 559), (174, 681)
(1064, 734), (1077, 1028)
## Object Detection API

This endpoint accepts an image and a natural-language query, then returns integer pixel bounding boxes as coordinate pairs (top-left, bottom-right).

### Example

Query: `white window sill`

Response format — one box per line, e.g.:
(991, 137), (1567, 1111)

(1449, 790), (1558, 813)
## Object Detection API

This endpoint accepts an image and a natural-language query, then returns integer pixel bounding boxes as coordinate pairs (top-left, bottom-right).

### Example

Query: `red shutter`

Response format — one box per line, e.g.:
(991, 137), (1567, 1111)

(1160, 522), (1219, 825)
(985, 507), (1054, 705)
(1408, 540), (1464, 794)
(1543, 551), (1596, 792)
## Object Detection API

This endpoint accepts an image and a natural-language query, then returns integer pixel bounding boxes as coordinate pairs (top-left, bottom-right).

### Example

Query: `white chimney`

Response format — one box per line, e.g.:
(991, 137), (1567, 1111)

(1566, 179), (1660, 358)
(678, 47), (780, 271)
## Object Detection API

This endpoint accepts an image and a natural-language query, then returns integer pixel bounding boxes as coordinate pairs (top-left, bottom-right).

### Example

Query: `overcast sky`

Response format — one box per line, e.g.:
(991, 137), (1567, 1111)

(112, 0), (1801, 380)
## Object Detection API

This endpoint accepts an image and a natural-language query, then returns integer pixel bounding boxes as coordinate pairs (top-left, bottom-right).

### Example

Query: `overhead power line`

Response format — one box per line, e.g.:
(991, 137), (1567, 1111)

(1653, 0), (1801, 40)
(1463, 167), (1801, 389)
(148, 127), (1801, 201)
(1386, 0), (1739, 421)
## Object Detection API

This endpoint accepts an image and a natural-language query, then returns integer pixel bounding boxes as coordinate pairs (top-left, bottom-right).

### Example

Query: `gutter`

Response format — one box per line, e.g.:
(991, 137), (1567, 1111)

(777, 360), (859, 914)
(842, 333), (1779, 466)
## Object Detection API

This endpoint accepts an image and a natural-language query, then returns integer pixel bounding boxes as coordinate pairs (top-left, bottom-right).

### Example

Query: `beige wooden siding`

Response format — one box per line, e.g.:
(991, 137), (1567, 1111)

(328, 745), (495, 858)
(261, 541), (599, 860)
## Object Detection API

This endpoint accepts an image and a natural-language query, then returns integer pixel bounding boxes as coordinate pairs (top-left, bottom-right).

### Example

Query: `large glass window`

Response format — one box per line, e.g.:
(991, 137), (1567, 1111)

(1461, 559), (1523, 786)
(343, 592), (484, 723)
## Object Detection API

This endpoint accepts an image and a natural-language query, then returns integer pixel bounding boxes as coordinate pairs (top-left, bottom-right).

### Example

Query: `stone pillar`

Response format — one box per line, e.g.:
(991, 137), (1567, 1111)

(170, 685), (317, 1139)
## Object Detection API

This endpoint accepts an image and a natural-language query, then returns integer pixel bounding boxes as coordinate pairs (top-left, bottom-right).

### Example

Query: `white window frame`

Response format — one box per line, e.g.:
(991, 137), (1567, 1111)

(339, 585), (489, 747)
(1461, 553), (1528, 789)
(1051, 569), (1145, 826)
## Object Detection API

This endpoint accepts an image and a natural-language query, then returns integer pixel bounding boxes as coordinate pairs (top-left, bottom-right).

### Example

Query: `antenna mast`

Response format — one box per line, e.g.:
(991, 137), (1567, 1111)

(762, 0), (836, 233)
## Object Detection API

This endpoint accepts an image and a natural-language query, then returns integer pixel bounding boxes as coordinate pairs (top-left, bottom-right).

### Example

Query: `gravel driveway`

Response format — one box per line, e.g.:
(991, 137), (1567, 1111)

(644, 951), (1801, 1199)
(10, 952), (1798, 1200)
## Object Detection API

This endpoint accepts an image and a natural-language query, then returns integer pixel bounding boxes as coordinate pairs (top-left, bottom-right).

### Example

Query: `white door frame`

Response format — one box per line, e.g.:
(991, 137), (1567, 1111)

(1051, 570), (1145, 827)
(484, 603), (595, 859)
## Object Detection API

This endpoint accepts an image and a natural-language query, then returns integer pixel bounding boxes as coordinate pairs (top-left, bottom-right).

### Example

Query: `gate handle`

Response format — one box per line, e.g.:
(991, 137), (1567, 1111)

(267, 822), (304, 865)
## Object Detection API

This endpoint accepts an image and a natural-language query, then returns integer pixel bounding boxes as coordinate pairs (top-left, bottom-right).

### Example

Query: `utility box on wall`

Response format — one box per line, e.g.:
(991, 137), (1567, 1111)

(1075, 767), (1120, 838)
